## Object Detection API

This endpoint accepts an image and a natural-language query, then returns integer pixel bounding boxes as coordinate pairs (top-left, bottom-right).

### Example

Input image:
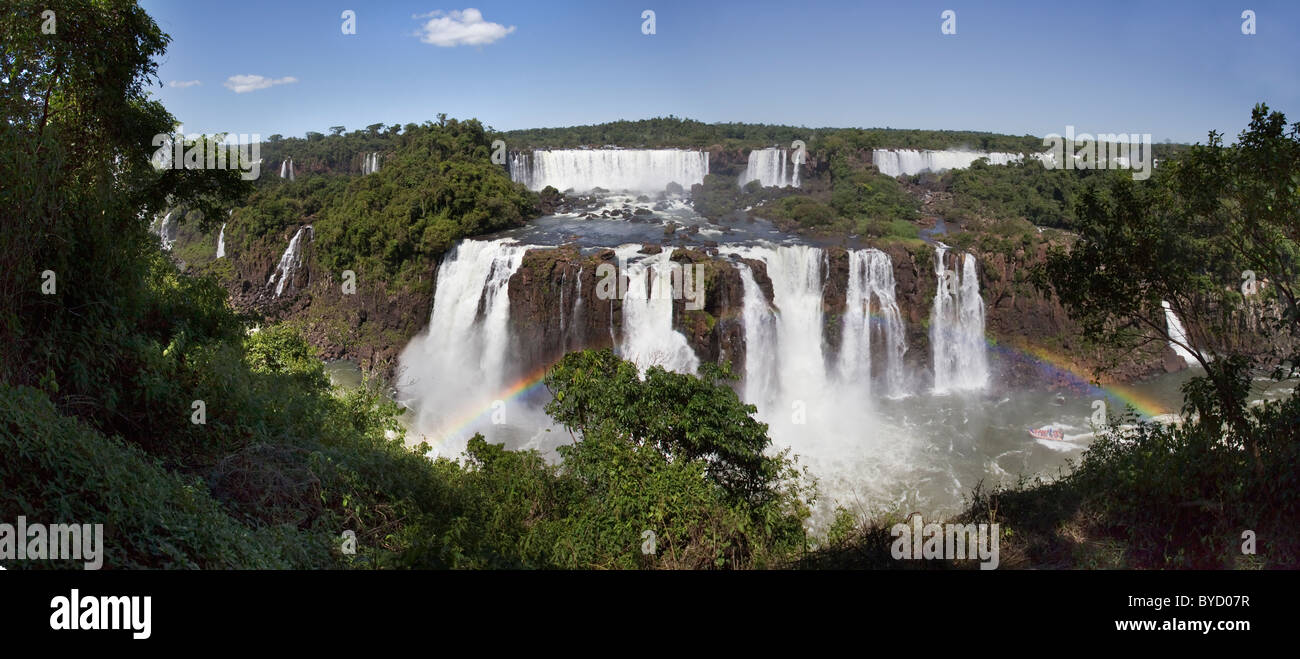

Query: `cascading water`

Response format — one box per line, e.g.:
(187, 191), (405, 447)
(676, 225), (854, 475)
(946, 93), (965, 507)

(216, 222), (226, 259)
(723, 244), (829, 407)
(931, 246), (989, 393)
(397, 239), (532, 457)
(839, 249), (908, 397)
(726, 243), (911, 521)
(267, 226), (311, 297)
(509, 149), (709, 192)
(873, 149), (1026, 177)
(735, 262), (781, 409)
(616, 245), (700, 374)
(739, 148), (800, 188)
(280, 157), (295, 181)
(362, 152), (380, 175)
(154, 211), (177, 251)
(1161, 300), (1201, 365)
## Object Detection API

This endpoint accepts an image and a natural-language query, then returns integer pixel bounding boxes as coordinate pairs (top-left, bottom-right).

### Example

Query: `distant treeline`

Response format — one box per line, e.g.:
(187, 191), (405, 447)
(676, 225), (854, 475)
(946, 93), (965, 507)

(252, 115), (1194, 183)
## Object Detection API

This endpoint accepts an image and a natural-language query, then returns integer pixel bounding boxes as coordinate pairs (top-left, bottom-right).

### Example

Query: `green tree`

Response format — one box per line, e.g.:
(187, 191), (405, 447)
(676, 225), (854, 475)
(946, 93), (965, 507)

(1040, 104), (1300, 462)
(544, 349), (789, 505)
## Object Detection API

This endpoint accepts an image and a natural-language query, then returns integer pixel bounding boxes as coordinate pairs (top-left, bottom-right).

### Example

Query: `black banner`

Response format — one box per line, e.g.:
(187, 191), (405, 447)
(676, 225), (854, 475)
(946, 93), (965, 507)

(0, 569), (1290, 647)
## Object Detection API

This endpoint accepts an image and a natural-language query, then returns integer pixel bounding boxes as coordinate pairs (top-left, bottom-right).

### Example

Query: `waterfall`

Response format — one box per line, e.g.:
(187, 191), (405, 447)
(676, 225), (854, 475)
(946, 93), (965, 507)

(839, 249), (908, 397)
(736, 262), (780, 409)
(930, 247), (989, 393)
(569, 266), (584, 350)
(267, 226), (311, 297)
(280, 157), (295, 181)
(397, 238), (529, 456)
(362, 152), (380, 175)
(154, 211), (177, 251)
(216, 223), (226, 259)
(723, 244), (829, 408)
(509, 149), (709, 192)
(1162, 300), (1200, 365)
(873, 149), (1027, 177)
(617, 246), (700, 374)
(740, 147), (800, 188)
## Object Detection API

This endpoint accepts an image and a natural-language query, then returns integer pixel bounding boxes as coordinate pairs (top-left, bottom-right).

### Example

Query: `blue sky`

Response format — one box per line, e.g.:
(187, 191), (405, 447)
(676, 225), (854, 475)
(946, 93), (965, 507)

(141, 0), (1300, 144)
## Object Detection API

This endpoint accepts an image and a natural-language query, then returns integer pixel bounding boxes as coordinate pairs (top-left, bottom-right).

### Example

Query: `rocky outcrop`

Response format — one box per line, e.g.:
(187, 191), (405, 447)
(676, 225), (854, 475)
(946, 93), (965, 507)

(222, 223), (434, 374)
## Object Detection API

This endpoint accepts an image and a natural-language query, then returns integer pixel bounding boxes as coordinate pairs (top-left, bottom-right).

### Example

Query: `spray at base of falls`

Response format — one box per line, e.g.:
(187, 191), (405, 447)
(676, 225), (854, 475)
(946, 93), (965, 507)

(930, 246), (990, 394)
(396, 239), (535, 459)
(725, 243), (916, 522)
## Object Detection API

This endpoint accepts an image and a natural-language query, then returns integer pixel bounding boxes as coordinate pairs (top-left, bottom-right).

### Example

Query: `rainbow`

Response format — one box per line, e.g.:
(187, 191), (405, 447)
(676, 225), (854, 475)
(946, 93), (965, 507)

(410, 364), (554, 450)
(986, 340), (1169, 418)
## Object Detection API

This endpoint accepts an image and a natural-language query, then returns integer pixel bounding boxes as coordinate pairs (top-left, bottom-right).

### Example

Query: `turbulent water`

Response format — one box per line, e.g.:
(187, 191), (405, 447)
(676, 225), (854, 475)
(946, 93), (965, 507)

(267, 226), (310, 297)
(931, 246), (989, 393)
(509, 149), (708, 192)
(740, 147), (800, 188)
(873, 149), (1027, 177)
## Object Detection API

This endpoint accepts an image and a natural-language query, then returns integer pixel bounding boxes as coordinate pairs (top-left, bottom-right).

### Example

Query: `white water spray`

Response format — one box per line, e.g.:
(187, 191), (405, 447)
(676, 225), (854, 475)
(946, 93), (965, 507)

(397, 239), (529, 457)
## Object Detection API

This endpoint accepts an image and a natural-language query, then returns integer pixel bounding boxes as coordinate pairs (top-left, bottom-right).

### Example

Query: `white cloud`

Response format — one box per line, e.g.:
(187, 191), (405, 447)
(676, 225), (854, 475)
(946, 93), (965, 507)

(223, 74), (299, 94)
(414, 8), (515, 47)
(168, 80), (202, 88)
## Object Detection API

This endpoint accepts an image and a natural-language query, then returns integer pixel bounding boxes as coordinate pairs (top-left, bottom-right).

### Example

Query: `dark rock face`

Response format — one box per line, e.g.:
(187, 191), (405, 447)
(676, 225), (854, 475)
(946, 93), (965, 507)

(974, 243), (1178, 387)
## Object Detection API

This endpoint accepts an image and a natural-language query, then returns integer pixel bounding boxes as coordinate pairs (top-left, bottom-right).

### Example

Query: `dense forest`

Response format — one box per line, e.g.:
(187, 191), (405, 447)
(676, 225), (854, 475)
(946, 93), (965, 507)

(3, 0), (1296, 570)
